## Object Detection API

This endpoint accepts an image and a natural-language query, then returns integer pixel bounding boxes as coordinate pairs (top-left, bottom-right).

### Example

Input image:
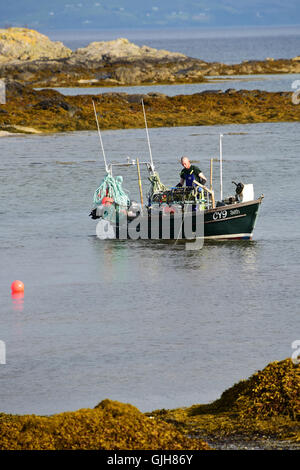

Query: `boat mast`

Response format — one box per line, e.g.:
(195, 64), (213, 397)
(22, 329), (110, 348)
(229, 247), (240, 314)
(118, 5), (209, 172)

(219, 134), (223, 201)
(136, 158), (144, 211)
(141, 99), (155, 173)
(92, 99), (109, 174)
(210, 158), (213, 192)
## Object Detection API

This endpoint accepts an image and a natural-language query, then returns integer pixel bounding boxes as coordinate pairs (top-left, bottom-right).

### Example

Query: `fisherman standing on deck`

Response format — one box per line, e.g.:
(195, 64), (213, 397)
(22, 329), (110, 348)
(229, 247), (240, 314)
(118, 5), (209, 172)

(177, 156), (207, 187)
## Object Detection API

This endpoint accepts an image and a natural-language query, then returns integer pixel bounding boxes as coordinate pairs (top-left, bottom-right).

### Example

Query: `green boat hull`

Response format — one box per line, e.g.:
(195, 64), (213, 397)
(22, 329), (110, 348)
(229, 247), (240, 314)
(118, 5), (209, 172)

(111, 197), (263, 241)
(203, 199), (262, 240)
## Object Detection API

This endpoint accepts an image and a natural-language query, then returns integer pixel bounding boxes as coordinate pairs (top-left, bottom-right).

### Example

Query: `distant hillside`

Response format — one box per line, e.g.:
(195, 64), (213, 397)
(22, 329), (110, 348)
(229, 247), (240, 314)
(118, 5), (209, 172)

(1, 0), (300, 29)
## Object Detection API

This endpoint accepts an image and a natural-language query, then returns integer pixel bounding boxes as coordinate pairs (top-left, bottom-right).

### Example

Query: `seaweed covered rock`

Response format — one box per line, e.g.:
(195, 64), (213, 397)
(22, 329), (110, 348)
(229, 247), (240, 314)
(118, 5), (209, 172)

(192, 358), (299, 420)
(0, 399), (210, 450)
(149, 358), (300, 446)
(33, 98), (81, 117)
(236, 359), (300, 420)
(1, 84), (299, 134)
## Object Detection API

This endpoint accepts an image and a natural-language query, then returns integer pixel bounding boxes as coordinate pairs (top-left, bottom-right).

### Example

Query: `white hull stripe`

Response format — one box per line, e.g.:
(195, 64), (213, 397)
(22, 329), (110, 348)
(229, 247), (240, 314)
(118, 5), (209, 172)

(203, 233), (253, 240)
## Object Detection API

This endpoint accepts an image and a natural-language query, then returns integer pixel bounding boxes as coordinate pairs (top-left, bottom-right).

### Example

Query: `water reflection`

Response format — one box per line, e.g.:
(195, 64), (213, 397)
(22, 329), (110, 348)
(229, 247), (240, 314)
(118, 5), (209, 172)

(11, 292), (24, 312)
(91, 233), (261, 287)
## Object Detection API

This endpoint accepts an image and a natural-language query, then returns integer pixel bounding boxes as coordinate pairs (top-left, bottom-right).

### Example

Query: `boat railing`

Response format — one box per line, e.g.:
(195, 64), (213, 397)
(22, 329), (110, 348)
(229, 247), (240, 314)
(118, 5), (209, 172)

(108, 160), (152, 176)
(193, 181), (216, 209)
(150, 183), (215, 211)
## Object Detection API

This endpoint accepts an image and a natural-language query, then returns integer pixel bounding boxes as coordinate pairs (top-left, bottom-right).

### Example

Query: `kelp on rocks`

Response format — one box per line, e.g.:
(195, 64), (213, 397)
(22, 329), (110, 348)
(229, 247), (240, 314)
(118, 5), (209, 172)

(0, 81), (299, 135)
(0, 399), (210, 450)
(150, 359), (300, 444)
(0, 359), (298, 450)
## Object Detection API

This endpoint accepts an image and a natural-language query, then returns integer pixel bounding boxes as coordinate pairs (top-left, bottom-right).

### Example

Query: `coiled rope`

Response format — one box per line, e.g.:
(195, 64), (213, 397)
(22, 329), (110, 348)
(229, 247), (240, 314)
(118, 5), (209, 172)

(148, 172), (168, 194)
(93, 174), (130, 208)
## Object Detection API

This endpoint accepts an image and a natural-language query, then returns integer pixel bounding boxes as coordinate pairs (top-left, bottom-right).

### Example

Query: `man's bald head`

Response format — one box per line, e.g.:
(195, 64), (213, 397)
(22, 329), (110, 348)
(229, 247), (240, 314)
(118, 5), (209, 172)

(181, 156), (191, 169)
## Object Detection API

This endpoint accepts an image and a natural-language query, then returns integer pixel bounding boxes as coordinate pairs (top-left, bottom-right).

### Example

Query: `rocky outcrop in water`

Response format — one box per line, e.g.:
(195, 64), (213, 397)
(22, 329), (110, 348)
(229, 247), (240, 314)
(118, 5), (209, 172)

(0, 27), (72, 63)
(0, 29), (206, 86)
(70, 37), (186, 64)
(0, 28), (299, 87)
(205, 57), (300, 76)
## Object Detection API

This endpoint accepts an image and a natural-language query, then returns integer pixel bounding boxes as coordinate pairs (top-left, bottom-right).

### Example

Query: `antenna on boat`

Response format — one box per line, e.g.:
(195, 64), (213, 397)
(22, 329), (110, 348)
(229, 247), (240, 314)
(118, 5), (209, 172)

(92, 99), (109, 174)
(219, 134), (223, 201)
(141, 99), (155, 173)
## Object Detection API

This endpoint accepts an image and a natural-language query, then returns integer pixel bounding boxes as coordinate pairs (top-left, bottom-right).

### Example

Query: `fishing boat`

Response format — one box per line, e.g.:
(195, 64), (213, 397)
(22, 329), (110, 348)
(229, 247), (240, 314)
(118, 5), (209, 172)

(89, 101), (263, 242)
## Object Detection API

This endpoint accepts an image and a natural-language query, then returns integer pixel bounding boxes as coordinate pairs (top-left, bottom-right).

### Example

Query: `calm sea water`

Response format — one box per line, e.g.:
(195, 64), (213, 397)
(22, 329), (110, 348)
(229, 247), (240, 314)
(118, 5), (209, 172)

(48, 25), (300, 63)
(49, 73), (300, 97)
(0, 122), (299, 415)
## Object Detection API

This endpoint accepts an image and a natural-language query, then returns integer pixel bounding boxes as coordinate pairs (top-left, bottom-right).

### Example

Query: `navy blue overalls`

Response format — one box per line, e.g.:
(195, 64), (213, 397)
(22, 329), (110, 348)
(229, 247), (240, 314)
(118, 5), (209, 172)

(185, 170), (196, 187)
(184, 169), (202, 212)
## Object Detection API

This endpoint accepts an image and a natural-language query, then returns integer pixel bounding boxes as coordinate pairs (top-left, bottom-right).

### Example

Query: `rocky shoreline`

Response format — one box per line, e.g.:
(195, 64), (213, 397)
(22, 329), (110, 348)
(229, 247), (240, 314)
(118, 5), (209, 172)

(0, 80), (299, 135)
(0, 358), (298, 450)
(2, 55), (300, 89)
(147, 358), (300, 451)
(194, 435), (300, 451)
(1, 28), (300, 88)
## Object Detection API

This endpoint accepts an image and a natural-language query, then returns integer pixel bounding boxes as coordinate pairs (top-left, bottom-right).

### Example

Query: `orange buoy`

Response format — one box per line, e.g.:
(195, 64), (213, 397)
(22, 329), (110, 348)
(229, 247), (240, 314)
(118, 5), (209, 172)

(11, 280), (24, 294)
